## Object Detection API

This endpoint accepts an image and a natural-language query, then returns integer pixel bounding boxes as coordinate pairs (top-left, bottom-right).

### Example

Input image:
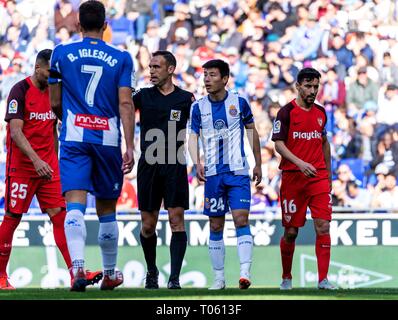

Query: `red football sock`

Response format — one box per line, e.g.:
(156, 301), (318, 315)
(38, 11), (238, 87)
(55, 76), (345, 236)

(50, 209), (72, 270)
(316, 234), (331, 283)
(0, 215), (21, 276)
(280, 237), (295, 279)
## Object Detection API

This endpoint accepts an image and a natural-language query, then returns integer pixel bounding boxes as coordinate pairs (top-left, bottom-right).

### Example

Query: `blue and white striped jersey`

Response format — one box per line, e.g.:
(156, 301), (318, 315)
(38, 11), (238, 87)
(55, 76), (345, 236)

(49, 37), (134, 147)
(189, 90), (254, 177)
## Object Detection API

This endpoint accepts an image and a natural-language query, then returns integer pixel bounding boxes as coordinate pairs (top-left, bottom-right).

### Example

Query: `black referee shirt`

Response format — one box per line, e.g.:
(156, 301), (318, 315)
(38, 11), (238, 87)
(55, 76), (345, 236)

(133, 85), (195, 162)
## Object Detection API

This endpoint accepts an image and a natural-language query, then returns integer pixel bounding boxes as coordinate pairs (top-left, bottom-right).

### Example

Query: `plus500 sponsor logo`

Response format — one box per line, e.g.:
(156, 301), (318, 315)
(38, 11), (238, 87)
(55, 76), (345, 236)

(29, 111), (56, 121)
(75, 114), (110, 130)
(293, 131), (322, 140)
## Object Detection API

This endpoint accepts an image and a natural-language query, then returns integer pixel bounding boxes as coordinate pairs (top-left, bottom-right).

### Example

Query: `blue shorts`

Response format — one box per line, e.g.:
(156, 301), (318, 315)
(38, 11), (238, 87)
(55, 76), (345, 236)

(204, 172), (251, 216)
(60, 141), (123, 200)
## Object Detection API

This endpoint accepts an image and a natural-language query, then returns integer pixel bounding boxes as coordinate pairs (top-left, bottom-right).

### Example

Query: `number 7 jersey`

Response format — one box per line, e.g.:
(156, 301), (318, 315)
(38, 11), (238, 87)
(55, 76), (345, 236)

(49, 37), (134, 147)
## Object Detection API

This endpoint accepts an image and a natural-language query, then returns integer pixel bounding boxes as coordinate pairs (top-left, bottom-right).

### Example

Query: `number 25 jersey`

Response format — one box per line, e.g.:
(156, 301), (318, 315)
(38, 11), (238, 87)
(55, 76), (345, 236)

(49, 37), (134, 147)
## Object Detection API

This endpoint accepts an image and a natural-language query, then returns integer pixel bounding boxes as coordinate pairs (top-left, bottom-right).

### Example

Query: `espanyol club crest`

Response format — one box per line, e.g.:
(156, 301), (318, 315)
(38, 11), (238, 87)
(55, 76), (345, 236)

(170, 109), (181, 121)
(229, 105), (238, 117)
(205, 198), (210, 209)
(317, 117), (323, 127)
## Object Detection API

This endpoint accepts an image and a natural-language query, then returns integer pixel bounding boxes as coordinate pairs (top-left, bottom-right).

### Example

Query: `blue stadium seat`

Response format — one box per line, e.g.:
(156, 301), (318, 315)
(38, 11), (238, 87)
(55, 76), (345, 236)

(338, 158), (368, 185)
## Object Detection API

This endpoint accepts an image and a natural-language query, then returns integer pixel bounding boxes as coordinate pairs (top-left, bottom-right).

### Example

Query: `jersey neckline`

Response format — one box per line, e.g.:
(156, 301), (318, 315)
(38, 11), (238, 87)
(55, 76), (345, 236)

(291, 98), (313, 112)
(208, 90), (229, 103)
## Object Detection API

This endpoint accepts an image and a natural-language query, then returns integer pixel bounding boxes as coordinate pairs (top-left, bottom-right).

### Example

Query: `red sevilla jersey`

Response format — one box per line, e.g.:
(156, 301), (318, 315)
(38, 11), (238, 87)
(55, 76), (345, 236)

(271, 99), (327, 171)
(4, 77), (59, 178)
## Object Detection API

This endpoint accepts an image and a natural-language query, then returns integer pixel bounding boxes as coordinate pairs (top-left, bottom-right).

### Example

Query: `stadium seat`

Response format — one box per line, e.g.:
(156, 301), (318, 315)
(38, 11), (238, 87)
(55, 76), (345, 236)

(338, 158), (368, 185)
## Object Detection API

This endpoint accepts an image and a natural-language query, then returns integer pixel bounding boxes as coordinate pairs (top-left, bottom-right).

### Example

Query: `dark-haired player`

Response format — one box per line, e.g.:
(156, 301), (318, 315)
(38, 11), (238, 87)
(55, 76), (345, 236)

(0, 49), (102, 290)
(272, 67), (336, 290)
(188, 59), (262, 290)
(49, 0), (135, 291)
(134, 50), (195, 290)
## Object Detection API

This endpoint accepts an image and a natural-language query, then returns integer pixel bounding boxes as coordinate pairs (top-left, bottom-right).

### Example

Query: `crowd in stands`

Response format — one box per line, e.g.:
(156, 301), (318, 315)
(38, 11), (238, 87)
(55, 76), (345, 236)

(1, 0), (398, 213)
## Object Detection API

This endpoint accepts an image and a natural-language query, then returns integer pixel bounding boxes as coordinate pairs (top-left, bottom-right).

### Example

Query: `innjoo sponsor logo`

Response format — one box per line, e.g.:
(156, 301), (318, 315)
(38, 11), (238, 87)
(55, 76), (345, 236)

(75, 114), (110, 130)
(292, 130), (322, 140)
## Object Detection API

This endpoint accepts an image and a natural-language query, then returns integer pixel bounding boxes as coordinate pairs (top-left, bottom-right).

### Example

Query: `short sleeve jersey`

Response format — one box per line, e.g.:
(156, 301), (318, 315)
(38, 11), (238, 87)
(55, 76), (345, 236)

(189, 90), (254, 177)
(271, 99), (327, 171)
(133, 86), (194, 161)
(4, 77), (59, 178)
(48, 37), (134, 147)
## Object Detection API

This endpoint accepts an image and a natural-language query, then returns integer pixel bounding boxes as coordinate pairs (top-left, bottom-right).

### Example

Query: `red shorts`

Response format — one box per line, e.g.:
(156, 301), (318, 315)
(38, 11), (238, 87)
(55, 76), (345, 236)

(4, 176), (65, 214)
(280, 170), (332, 228)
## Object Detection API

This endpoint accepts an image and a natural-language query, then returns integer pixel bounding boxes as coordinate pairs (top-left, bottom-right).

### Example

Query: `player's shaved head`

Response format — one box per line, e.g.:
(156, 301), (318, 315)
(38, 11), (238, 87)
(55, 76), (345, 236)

(152, 51), (177, 67)
(79, 0), (105, 31)
(36, 48), (52, 65)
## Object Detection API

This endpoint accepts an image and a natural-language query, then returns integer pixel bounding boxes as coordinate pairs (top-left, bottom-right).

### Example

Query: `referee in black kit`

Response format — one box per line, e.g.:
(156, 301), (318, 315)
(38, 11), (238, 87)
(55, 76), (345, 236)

(133, 51), (195, 289)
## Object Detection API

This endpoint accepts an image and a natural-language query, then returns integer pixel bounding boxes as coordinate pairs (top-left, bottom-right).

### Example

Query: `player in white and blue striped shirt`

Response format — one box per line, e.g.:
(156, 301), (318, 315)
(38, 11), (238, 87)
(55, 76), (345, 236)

(188, 59), (262, 290)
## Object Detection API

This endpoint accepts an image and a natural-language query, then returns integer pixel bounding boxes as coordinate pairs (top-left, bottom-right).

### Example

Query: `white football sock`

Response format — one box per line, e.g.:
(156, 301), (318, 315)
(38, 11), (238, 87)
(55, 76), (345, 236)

(237, 234), (253, 278)
(64, 209), (86, 274)
(209, 239), (225, 280)
(98, 219), (119, 280)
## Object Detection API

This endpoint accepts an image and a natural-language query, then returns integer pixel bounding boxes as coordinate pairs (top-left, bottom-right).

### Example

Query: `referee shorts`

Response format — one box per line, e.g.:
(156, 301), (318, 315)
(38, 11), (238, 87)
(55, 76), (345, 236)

(137, 158), (189, 211)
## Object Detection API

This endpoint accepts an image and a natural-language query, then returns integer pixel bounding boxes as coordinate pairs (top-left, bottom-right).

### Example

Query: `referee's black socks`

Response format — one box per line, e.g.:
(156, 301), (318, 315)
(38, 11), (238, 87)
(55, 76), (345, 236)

(169, 231), (187, 282)
(140, 232), (158, 273)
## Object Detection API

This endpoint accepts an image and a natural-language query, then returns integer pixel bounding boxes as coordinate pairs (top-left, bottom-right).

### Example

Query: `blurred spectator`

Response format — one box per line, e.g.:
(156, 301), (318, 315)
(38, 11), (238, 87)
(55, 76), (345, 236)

(371, 174), (398, 208)
(370, 131), (398, 177)
(328, 32), (354, 76)
(264, 2), (296, 39)
(1, 57), (25, 101)
(218, 14), (243, 50)
(250, 185), (270, 212)
(191, 0), (217, 28)
(55, 25), (72, 45)
(375, 84), (398, 138)
(108, 3), (135, 46)
(125, 0), (153, 43)
(287, 11), (323, 61)
(225, 47), (248, 90)
(331, 179), (346, 206)
(379, 51), (398, 84)
(166, 3), (193, 45)
(268, 53), (298, 90)
(5, 11), (30, 46)
(358, 118), (377, 165)
(344, 181), (372, 208)
(335, 163), (361, 188)
(318, 67), (346, 109)
(346, 67), (379, 118)
(142, 20), (161, 53)
(348, 31), (374, 65)
(54, 0), (78, 34)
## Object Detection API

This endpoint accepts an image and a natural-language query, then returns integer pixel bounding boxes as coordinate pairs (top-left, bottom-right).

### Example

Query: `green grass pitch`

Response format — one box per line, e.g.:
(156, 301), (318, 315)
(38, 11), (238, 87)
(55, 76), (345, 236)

(1, 288), (398, 300)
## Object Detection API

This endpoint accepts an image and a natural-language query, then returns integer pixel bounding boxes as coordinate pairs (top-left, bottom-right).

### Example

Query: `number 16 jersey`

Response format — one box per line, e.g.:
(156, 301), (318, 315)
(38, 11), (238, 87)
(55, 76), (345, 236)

(49, 37), (134, 147)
